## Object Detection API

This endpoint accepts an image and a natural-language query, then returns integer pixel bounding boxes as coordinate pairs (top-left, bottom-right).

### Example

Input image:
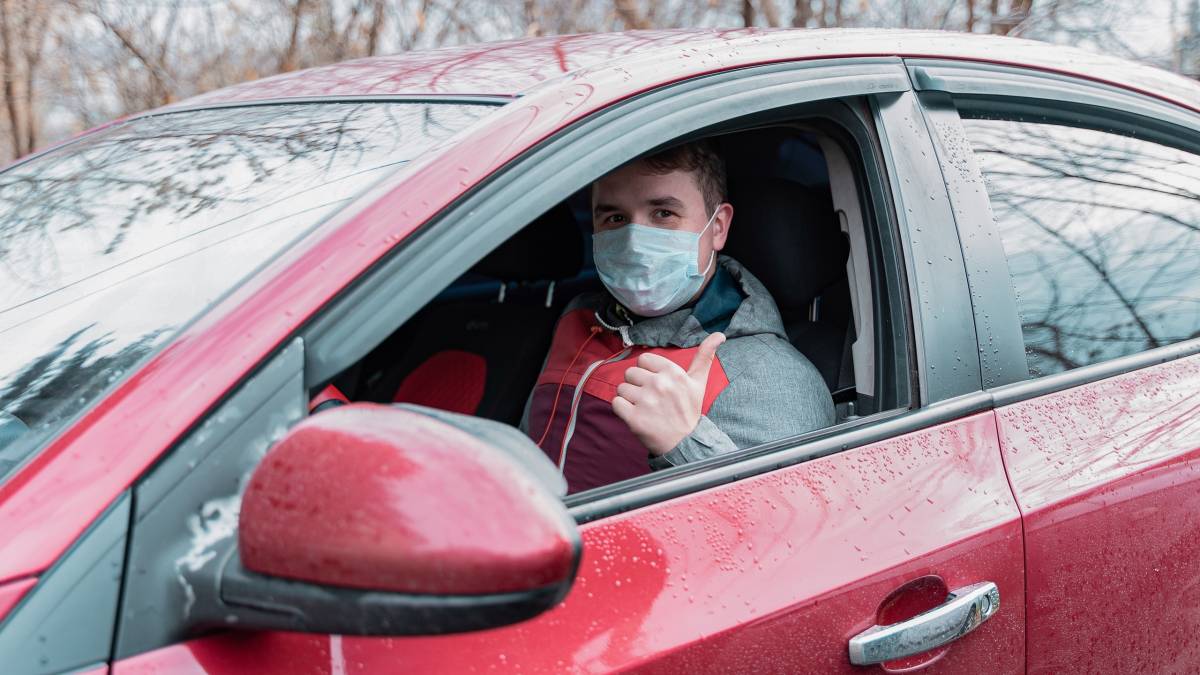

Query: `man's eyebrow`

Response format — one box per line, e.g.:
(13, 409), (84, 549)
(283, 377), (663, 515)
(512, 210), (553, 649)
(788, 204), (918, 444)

(593, 203), (621, 214)
(647, 196), (685, 209)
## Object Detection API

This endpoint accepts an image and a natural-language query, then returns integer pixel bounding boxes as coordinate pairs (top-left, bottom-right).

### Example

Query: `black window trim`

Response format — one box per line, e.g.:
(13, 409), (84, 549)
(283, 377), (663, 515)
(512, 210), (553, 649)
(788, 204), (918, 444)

(912, 58), (1200, 406)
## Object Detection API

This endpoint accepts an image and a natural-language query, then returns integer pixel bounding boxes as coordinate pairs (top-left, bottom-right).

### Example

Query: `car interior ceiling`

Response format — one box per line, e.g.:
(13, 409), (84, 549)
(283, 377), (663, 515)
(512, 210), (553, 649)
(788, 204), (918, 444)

(327, 122), (881, 444)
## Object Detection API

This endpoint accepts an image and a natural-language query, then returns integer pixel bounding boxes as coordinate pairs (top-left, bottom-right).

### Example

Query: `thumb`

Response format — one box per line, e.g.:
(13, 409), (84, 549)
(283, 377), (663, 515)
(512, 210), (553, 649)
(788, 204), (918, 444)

(687, 332), (726, 382)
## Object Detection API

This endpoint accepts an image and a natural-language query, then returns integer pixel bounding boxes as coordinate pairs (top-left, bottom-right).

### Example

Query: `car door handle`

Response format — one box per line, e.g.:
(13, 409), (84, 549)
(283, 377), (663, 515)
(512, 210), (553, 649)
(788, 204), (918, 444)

(847, 581), (999, 666)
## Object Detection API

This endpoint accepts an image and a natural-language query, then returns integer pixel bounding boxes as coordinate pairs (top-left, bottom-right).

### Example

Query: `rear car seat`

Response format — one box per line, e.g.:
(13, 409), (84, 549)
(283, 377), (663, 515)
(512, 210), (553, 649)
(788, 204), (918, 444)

(348, 203), (586, 426)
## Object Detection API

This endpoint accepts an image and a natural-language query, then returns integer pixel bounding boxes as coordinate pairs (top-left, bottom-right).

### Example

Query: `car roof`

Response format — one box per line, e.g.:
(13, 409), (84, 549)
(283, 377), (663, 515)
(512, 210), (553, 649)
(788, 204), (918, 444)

(173, 28), (1200, 113)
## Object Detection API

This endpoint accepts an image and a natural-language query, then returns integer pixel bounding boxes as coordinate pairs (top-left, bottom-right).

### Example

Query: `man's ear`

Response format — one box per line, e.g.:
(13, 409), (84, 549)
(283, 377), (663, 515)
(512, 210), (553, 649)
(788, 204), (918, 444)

(711, 202), (734, 251)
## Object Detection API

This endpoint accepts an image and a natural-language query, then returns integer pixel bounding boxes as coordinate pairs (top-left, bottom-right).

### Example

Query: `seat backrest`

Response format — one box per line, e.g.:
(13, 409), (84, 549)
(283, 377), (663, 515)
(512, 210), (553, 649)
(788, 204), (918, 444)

(723, 175), (851, 391)
(356, 202), (585, 425)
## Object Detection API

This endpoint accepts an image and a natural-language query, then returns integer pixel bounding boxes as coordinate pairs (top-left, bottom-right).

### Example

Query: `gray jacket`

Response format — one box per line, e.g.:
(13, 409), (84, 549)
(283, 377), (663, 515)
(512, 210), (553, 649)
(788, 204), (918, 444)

(523, 255), (834, 476)
(634, 256), (834, 467)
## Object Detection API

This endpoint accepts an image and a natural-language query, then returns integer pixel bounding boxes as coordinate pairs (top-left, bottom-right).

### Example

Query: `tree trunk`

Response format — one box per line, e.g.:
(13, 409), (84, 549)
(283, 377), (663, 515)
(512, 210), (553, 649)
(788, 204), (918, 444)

(280, 0), (307, 72)
(1010, 0), (1033, 33)
(614, 0), (649, 29)
(742, 0), (755, 26)
(760, 0), (781, 26)
(989, 0), (1004, 34)
(366, 0), (385, 54)
(0, 0), (23, 157)
(793, 0), (812, 27)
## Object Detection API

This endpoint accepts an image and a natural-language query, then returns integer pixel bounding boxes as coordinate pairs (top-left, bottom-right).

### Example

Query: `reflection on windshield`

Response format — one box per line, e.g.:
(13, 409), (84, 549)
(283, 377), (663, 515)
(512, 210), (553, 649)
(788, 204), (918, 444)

(0, 102), (492, 479)
(964, 118), (1200, 377)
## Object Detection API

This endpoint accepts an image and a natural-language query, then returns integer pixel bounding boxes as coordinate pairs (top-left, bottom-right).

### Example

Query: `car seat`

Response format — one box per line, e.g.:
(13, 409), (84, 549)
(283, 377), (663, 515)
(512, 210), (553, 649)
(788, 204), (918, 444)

(352, 203), (586, 425)
(723, 175), (855, 401)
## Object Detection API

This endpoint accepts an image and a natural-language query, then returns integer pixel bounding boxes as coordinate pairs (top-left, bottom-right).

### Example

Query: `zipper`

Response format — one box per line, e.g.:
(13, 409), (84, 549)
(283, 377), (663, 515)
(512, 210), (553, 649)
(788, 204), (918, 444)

(595, 308), (635, 348)
(556, 308), (636, 473)
(557, 346), (632, 472)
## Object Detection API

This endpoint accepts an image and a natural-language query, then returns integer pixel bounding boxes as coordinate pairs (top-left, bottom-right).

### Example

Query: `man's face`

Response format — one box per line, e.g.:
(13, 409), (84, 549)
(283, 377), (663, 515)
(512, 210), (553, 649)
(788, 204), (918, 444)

(591, 161), (733, 278)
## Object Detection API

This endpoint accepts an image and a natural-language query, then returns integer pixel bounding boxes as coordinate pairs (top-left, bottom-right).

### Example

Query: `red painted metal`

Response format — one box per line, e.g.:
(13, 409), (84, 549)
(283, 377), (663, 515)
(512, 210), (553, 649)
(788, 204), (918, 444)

(115, 412), (1024, 672)
(0, 576), (35, 623)
(997, 353), (1200, 673)
(239, 404), (575, 594)
(307, 384), (349, 413)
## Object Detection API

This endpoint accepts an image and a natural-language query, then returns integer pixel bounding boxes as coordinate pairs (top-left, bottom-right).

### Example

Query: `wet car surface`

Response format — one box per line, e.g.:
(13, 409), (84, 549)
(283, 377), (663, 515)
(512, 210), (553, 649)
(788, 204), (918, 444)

(0, 28), (1198, 674)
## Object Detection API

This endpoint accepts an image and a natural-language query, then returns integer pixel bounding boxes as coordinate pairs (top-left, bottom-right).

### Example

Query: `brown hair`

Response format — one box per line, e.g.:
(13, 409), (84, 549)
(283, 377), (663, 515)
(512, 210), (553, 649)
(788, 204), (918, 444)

(637, 139), (727, 213)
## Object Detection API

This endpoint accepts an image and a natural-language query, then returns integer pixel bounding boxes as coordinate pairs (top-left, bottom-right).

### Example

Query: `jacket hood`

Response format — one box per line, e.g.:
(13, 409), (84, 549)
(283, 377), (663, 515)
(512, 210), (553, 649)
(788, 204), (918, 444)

(596, 255), (788, 348)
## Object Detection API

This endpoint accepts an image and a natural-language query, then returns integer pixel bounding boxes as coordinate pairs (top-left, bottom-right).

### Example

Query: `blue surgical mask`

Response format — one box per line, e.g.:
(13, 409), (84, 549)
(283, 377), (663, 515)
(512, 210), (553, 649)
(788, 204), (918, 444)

(592, 209), (717, 317)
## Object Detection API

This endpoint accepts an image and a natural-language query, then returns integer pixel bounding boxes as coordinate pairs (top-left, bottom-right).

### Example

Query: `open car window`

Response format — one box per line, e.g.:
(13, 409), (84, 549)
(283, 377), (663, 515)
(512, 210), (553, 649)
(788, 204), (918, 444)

(0, 101), (493, 482)
(329, 109), (911, 500)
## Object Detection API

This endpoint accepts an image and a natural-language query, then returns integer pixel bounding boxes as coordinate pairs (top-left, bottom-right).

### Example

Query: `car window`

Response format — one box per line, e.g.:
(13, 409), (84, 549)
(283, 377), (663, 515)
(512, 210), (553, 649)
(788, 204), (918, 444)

(0, 101), (493, 481)
(961, 117), (1200, 378)
(337, 110), (913, 503)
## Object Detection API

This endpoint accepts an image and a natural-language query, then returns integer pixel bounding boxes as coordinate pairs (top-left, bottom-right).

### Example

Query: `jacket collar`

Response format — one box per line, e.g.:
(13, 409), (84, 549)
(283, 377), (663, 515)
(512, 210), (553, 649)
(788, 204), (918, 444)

(598, 255), (788, 348)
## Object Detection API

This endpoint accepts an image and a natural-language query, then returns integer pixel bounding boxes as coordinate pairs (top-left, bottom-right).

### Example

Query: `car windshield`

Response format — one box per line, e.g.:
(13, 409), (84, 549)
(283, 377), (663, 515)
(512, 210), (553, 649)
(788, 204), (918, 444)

(0, 101), (493, 480)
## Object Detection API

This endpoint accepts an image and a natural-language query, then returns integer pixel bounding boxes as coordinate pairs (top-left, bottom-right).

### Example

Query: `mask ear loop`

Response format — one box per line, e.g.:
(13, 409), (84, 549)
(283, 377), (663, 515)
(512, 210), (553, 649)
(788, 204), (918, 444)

(696, 206), (719, 277)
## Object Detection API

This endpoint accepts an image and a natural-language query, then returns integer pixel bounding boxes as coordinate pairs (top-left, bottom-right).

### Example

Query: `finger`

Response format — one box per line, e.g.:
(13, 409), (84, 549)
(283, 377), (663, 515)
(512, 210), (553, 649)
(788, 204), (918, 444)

(623, 366), (653, 386)
(616, 382), (643, 403)
(636, 352), (678, 373)
(687, 332), (726, 382)
(612, 395), (635, 420)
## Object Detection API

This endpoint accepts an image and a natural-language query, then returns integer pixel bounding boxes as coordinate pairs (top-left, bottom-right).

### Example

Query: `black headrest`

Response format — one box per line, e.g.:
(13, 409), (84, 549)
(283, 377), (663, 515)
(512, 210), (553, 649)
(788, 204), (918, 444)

(723, 177), (849, 312)
(471, 202), (583, 281)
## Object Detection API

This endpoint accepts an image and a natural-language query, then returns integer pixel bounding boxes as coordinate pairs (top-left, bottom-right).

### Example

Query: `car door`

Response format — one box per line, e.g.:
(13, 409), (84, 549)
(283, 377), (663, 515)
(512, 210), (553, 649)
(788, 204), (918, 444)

(111, 63), (1025, 673)
(913, 61), (1200, 673)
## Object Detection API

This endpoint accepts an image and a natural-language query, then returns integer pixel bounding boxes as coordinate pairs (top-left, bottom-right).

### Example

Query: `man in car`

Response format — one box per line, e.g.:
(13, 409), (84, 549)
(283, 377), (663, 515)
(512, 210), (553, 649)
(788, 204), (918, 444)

(521, 140), (835, 494)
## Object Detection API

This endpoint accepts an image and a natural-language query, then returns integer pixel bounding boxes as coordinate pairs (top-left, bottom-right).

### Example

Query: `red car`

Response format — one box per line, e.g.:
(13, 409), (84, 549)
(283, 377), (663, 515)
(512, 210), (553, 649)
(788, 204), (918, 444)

(1, 28), (1199, 674)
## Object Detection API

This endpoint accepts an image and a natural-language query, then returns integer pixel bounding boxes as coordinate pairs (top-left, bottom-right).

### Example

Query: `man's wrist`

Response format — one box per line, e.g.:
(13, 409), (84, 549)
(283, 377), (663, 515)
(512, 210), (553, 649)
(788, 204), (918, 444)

(647, 417), (702, 457)
(648, 415), (735, 470)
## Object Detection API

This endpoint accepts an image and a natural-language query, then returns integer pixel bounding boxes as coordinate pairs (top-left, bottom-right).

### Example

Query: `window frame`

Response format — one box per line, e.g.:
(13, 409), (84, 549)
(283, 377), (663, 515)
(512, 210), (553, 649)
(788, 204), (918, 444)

(298, 58), (984, 521)
(912, 58), (1200, 405)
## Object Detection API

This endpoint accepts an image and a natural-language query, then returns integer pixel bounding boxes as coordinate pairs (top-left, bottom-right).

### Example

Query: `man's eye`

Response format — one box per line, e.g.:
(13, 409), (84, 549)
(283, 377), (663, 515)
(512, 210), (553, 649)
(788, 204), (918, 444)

(653, 209), (674, 219)
(604, 214), (626, 225)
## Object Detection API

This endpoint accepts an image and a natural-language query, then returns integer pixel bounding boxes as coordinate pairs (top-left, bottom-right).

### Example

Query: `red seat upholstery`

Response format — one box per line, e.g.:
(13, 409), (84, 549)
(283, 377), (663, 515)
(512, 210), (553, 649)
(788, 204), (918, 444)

(350, 201), (588, 424)
(392, 349), (487, 415)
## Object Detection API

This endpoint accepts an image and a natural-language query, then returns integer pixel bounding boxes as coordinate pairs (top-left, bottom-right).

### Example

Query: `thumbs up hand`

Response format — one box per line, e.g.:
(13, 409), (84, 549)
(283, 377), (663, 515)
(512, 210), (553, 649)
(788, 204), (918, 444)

(613, 332), (726, 456)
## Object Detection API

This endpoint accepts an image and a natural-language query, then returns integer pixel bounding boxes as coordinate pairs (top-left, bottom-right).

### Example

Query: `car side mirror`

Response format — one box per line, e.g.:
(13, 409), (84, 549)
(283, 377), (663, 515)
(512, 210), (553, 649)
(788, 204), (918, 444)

(185, 403), (580, 636)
